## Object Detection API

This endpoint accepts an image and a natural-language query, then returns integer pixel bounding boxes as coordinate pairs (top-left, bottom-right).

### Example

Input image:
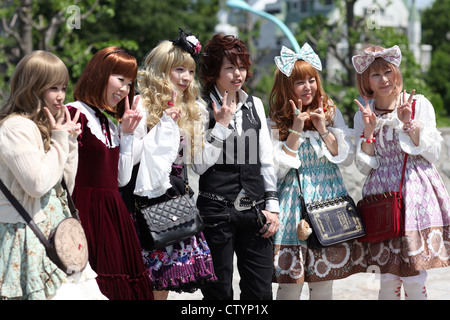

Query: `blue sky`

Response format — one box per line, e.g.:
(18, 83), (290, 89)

(413, 0), (435, 10)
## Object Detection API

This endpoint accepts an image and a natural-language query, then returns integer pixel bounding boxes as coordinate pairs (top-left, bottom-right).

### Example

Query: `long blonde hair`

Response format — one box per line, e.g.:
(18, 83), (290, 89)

(0, 50), (69, 151)
(137, 40), (204, 157)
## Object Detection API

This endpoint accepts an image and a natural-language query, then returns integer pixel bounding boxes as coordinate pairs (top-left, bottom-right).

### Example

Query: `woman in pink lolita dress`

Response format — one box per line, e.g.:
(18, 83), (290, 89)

(352, 45), (450, 300)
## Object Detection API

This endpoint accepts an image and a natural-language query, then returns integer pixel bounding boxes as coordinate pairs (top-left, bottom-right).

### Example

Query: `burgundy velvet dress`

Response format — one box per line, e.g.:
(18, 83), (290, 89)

(68, 102), (153, 300)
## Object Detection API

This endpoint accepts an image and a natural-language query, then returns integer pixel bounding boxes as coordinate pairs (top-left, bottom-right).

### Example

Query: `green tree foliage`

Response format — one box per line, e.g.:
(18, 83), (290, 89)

(422, 0), (450, 122)
(0, 0), (109, 100)
(0, 0), (220, 102)
(75, 0), (219, 65)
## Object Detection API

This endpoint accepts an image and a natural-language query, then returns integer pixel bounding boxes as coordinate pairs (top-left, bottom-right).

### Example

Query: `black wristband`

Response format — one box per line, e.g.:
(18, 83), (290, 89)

(264, 191), (278, 201)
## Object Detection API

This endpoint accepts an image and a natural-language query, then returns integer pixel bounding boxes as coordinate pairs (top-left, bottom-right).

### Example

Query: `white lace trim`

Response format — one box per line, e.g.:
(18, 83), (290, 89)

(354, 94), (443, 172)
(67, 101), (120, 148)
(273, 126), (354, 179)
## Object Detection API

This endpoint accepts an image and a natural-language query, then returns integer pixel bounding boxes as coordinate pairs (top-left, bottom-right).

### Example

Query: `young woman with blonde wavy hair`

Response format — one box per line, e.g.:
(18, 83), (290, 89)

(123, 30), (217, 299)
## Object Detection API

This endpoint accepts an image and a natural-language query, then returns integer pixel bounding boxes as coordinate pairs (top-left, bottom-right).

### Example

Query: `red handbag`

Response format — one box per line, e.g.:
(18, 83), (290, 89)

(357, 100), (415, 243)
(356, 154), (407, 243)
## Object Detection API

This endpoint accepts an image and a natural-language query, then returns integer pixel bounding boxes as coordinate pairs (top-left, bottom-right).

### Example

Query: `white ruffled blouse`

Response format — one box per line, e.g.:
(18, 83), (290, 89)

(270, 106), (355, 180)
(353, 94), (442, 175)
(132, 90), (280, 213)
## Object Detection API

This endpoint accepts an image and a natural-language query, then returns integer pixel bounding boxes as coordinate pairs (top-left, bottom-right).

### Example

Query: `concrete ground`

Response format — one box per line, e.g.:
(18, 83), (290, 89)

(168, 260), (450, 300)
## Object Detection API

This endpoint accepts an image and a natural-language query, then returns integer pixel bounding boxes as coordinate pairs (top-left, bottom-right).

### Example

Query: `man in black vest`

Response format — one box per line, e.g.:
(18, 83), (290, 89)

(192, 34), (279, 300)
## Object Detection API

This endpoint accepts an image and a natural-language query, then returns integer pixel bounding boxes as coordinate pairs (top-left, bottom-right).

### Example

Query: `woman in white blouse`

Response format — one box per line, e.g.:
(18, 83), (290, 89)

(352, 44), (450, 300)
(128, 30), (217, 299)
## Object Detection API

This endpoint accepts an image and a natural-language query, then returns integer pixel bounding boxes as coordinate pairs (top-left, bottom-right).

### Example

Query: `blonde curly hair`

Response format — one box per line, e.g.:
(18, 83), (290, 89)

(137, 41), (204, 158)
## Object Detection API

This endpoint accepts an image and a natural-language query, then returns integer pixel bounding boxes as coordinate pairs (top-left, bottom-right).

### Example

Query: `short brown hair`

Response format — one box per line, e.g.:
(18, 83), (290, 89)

(355, 45), (403, 99)
(74, 47), (137, 118)
(199, 34), (252, 96)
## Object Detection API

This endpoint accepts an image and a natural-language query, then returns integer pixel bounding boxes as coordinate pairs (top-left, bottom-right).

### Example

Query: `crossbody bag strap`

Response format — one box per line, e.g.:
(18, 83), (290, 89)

(61, 178), (80, 219)
(295, 168), (306, 205)
(181, 164), (190, 195)
(398, 99), (416, 194)
(0, 179), (53, 252)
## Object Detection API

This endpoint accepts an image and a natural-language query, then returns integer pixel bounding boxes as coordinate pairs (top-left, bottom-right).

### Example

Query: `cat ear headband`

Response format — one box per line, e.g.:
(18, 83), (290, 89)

(352, 45), (402, 74)
(274, 43), (322, 77)
(172, 28), (202, 59)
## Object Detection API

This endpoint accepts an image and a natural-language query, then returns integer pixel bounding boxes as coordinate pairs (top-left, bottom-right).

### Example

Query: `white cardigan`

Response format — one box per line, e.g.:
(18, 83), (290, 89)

(0, 116), (78, 224)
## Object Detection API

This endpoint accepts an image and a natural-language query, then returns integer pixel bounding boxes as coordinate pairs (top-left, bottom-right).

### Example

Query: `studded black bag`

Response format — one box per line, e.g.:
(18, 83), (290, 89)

(295, 169), (365, 249)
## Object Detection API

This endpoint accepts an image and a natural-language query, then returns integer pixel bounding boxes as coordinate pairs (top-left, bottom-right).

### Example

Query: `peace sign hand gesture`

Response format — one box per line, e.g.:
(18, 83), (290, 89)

(397, 89), (415, 125)
(165, 90), (182, 121)
(354, 96), (376, 137)
(290, 98), (309, 134)
(310, 96), (327, 133)
(213, 91), (237, 128)
(44, 105), (82, 137)
(121, 95), (143, 134)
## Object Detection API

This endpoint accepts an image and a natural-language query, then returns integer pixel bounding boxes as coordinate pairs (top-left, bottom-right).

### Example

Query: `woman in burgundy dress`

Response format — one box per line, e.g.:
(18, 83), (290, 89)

(67, 47), (153, 300)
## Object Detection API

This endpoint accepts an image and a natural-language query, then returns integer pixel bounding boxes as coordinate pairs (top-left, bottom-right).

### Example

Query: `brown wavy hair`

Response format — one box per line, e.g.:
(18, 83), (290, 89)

(268, 60), (335, 141)
(0, 50), (69, 151)
(199, 34), (252, 96)
(73, 46), (137, 119)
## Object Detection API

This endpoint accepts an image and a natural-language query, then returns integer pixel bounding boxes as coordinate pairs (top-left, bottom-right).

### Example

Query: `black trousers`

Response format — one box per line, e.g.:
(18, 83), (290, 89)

(197, 195), (273, 300)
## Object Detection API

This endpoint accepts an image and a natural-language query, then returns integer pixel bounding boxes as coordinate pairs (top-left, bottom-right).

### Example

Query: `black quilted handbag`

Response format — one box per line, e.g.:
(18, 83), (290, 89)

(135, 171), (204, 250)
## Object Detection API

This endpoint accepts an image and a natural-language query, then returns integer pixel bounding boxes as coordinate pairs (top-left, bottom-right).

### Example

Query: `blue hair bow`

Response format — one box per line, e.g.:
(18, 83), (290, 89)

(274, 44), (322, 77)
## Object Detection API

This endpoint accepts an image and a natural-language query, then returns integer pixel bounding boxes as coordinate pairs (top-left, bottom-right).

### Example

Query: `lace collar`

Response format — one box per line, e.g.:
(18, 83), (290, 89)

(67, 101), (120, 148)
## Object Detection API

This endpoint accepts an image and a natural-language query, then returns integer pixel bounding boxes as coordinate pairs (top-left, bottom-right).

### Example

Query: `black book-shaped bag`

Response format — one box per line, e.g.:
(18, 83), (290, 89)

(295, 169), (365, 249)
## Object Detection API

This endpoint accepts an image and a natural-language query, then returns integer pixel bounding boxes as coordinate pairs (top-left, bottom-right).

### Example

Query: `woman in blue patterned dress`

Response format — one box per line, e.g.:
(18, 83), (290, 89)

(268, 45), (366, 300)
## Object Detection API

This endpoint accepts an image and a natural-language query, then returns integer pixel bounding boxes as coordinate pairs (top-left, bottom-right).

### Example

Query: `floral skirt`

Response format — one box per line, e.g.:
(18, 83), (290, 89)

(1, 188), (70, 299)
(0, 187), (106, 300)
(143, 232), (217, 293)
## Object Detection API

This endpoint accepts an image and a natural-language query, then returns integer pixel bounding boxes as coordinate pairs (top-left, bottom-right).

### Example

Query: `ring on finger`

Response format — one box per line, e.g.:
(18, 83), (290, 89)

(294, 109), (300, 115)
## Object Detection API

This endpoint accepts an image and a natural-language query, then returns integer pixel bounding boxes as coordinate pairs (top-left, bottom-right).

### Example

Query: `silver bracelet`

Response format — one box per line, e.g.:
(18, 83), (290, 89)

(121, 132), (134, 136)
(320, 131), (330, 139)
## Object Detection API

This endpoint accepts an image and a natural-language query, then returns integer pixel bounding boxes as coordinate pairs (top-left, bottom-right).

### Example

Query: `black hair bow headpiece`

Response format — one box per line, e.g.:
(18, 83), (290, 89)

(172, 28), (202, 60)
